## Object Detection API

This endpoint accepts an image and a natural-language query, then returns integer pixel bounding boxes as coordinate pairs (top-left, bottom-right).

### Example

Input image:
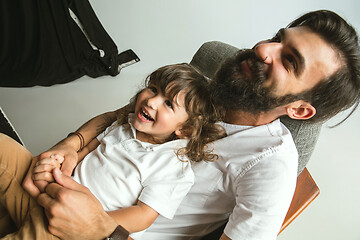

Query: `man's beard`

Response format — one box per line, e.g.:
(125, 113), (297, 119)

(212, 49), (302, 114)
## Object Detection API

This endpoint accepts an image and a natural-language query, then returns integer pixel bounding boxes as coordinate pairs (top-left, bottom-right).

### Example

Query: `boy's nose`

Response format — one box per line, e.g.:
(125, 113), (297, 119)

(147, 95), (163, 109)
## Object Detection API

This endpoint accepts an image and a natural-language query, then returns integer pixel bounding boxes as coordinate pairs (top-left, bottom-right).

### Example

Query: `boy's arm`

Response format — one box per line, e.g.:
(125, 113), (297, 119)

(108, 201), (159, 233)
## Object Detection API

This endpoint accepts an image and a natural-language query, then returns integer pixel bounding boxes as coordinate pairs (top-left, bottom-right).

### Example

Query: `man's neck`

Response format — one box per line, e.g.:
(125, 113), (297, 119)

(224, 110), (281, 126)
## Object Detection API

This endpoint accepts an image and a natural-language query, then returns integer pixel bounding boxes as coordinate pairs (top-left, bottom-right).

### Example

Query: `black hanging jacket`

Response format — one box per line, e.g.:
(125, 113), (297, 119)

(0, 0), (139, 87)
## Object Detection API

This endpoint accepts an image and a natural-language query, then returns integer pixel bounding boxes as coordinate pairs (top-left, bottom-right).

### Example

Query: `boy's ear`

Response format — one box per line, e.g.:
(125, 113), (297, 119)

(174, 128), (190, 138)
(285, 100), (316, 120)
(174, 129), (182, 136)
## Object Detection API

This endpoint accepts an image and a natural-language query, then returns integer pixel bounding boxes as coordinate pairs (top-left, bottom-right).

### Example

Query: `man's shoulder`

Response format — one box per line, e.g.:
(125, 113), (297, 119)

(219, 119), (289, 136)
(216, 119), (296, 156)
(213, 119), (298, 177)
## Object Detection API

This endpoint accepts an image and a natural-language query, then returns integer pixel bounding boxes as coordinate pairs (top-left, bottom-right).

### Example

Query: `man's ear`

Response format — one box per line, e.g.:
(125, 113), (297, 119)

(285, 101), (316, 120)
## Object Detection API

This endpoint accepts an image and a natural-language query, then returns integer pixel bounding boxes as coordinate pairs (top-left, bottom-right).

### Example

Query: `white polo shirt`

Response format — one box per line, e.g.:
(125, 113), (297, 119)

(73, 115), (194, 222)
(142, 119), (298, 240)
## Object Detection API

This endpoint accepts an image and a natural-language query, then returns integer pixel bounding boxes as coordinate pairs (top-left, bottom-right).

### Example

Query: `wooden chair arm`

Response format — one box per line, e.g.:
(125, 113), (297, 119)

(279, 167), (320, 234)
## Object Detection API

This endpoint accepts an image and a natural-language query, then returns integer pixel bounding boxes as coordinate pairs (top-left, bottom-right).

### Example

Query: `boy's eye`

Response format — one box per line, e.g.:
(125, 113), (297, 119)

(165, 100), (173, 109)
(149, 86), (158, 94)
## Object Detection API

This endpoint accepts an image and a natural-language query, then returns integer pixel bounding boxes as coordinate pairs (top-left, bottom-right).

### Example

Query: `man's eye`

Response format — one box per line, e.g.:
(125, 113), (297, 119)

(271, 28), (285, 43)
(165, 100), (173, 109)
(271, 33), (281, 43)
(285, 55), (297, 71)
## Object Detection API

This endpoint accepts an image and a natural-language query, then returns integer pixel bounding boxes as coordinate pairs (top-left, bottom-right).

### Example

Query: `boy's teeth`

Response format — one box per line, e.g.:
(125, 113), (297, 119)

(142, 110), (154, 121)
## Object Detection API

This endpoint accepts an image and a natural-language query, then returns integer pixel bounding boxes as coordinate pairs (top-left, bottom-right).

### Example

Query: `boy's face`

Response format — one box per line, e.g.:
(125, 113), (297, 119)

(133, 84), (188, 143)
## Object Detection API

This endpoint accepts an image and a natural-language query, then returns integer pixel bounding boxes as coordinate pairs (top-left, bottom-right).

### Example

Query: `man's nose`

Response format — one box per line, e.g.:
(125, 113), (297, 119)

(254, 42), (282, 65)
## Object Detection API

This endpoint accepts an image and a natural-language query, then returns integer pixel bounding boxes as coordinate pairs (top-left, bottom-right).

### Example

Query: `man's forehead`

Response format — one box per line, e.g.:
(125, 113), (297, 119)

(274, 26), (341, 71)
(260, 26), (342, 95)
(287, 26), (342, 74)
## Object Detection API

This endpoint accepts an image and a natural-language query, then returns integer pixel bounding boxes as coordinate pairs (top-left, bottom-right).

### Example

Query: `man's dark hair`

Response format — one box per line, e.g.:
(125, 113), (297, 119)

(288, 10), (360, 123)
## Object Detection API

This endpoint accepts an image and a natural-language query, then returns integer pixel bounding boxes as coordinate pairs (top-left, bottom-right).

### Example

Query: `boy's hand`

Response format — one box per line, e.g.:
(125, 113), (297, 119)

(32, 155), (64, 192)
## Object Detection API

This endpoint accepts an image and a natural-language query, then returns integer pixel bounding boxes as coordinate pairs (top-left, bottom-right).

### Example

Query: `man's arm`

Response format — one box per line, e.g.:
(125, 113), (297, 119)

(37, 168), (130, 240)
(40, 108), (123, 176)
(35, 163), (158, 234)
(74, 109), (120, 148)
(77, 138), (101, 162)
(23, 108), (122, 199)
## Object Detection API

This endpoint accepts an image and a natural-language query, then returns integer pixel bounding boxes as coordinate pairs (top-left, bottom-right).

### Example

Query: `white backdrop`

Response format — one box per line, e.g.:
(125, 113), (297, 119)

(1, 1), (359, 239)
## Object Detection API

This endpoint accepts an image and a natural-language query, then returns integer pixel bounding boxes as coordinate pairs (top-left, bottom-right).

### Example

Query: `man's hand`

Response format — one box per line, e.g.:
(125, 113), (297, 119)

(22, 156), (42, 198)
(37, 168), (118, 240)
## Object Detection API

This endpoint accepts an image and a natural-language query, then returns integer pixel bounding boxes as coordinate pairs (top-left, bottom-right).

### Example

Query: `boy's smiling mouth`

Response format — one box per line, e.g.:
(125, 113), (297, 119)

(139, 108), (154, 122)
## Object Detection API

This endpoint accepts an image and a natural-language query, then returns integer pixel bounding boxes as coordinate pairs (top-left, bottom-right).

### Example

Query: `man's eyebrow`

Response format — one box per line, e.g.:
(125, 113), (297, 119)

(291, 45), (305, 77)
(282, 28), (305, 77)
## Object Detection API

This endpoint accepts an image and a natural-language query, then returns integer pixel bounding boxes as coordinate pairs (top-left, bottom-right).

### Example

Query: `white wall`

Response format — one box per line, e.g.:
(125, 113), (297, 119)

(1, 0), (359, 239)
